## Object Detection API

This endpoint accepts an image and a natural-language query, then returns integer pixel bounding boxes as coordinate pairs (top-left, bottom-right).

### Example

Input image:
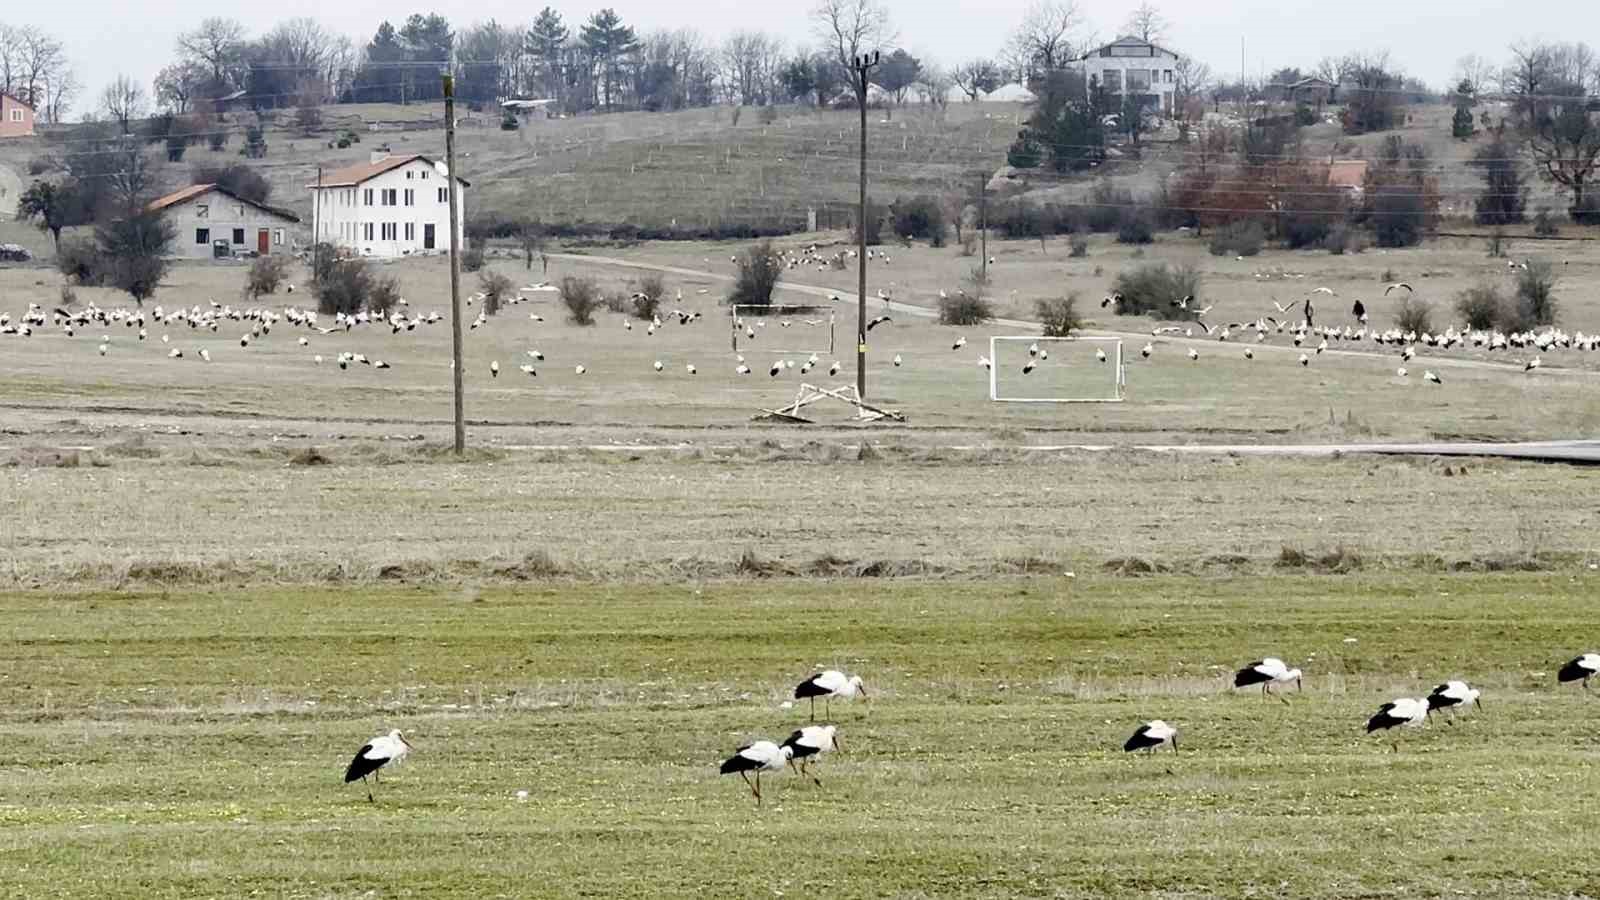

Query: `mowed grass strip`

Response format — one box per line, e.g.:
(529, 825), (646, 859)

(3, 575), (1599, 898)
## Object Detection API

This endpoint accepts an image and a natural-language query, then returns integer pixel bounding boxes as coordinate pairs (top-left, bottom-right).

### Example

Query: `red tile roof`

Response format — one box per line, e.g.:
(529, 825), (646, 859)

(310, 153), (470, 188)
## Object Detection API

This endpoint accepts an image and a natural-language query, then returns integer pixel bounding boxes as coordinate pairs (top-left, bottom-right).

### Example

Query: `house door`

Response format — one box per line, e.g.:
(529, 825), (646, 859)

(257, 229), (270, 255)
(423, 224), (436, 250)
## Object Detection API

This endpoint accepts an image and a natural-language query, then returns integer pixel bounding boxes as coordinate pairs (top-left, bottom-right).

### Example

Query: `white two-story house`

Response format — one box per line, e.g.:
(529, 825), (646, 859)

(1076, 37), (1181, 117)
(307, 152), (468, 258)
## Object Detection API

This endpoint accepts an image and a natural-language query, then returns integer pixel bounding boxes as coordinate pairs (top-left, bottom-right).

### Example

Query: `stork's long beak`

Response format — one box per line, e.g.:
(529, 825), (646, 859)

(1474, 697), (1483, 711)
(833, 736), (844, 753)
(1296, 677), (1303, 692)
(402, 736), (414, 749)
(857, 685), (868, 698)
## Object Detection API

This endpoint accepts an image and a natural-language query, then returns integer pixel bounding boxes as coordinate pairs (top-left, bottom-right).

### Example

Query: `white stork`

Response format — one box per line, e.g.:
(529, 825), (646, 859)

(1558, 653), (1600, 689)
(794, 670), (866, 722)
(780, 724), (840, 786)
(1124, 720), (1178, 753)
(719, 740), (791, 806)
(1366, 697), (1428, 750)
(1233, 658), (1302, 702)
(1426, 681), (1482, 720)
(344, 729), (413, 802)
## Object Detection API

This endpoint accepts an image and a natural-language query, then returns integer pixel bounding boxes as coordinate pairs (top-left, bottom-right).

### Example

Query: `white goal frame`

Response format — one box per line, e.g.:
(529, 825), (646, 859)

(988, 336), (1126, 403)
(731, 305), (835, 354)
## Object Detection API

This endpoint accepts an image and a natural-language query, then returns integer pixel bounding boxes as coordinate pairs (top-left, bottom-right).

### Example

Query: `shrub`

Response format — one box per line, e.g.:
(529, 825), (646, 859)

(208, 129), (227, 152)
(96, 212), (176, 304)
(245, 255), (291, 298)
(500, 111), (520, 131)
(1368, 182), (1431, 247)
(1208, 219), (1265, 257)
(729, 240), (783, 307)
(241, 124), (267, 159)
(1485, 230), (1506, 259)
(1533, 207), (1559, 237)
(1085, 181), (1135, 233)
(60, 284), (77, 307)
(1007, 130), (1043, 169)
(632, 272), (666, 320)
(937, 291), (994, 325)
(192, 164), (272, 204)
(560, 276), (600, 325)
(1323, 224), (1351, 254)
(1116, 214), (1153, 245)
(893, 195), (947, 244)
(1112, 262), (1201, 320)
(601, 291), (630, 314)
(313, 257), (398, 316)
(857, 200), (886, 246)
(1514, 260), (1558, 327)
(1454, 283), (1504, 330)
(56, 238), (105, 285)
(26, 156), (55, 176)
(478, 269), (515, 315)
(1393, 296), (1433, 333)
(959, 233), (977, 256)
(1036, 295), (1082, 337)
(1069, 230), (1088, 257)
(462, 240), (485, 273)
(294, 104), (323, 135)
(1573, 193), (1600, 226)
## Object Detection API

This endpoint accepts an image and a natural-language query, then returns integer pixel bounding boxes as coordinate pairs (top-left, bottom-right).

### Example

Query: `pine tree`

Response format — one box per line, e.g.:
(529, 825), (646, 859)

(580, 8), (638, 111)
(525, 8), (569, 102)
(1451, 79), (1476, 140)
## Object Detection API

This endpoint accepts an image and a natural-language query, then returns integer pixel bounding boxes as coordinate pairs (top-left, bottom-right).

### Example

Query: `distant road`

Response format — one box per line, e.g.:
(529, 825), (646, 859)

(552, 252), (1596, 378)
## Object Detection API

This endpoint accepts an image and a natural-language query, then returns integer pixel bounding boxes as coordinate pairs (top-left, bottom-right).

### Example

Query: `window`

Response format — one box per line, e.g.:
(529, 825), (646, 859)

(437, 187), (448, 203)
(1102, 69), (1122, 93)
(384, 189), (398, 206)
(1128, 69), (1152, 92)
(364, 188), (374, 206)
(404, 223), (414, 241)
(274, 229), (284, 246)
(406, 170), (413, 179)
(196, 228), (210, 245)
(404, 189), (414, 207)
(421, 170), (429, 180)
(380, 222), (398, 240)
(232, 228), (245, 245)
(364, 223), (374, 241)
(10, 109), (22, 122)
(1164, 69), (1174, 84)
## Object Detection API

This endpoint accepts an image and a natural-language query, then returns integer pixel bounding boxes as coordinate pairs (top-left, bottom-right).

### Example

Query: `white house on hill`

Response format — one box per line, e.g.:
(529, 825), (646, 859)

(1076, 37), (1181, 117)
(308, 152), (468, 258)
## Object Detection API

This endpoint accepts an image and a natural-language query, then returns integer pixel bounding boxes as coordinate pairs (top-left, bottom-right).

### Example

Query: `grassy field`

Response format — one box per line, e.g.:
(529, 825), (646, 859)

(4, 575), (1600, 898)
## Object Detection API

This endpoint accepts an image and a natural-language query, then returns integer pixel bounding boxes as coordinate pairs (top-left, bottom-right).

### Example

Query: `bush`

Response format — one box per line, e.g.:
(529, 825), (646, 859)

(1069, 230), (1088, 257)
(1393, 296), (1433, 333)
(1573, 193), (1600, 226)
(857, 201), (886, 246)
(96, 212), (176, 304)
(462, 240), (485, 273)
(1007, 130), (1043, 169)
(1208, 219), (1265, 257)
(27, 156), (55, 176)
(245, 255), (291, 298)
(501, 111), (520, 131)
(1323, 224), (1351, 254)
(937, 291), (994, 325)
(729, 240), (783, 307)
(632, 272), (666, 320)
(294, 104), (323, 135)
(313, 257), (396, 316)
(1368, 183), (1431, 248)
(1514, 260), (1558, 327)
(893, 195), (947, 244)
(193, 164), (271, 204)
(1533, 207), (1560, 237)
(56, 237), (105, 285)
(208, 129), (228, 152)
(1036, 295), (1082, 337)
(1116, 214), (1153, 245)
(601, 291), (630, 314)
(560, 276), (600, 325)
(1112, 263), (1201, 320)
(959, 233), (977, 256)
(1295, 103), (1317, 127)
(479, 269), (515, 315)
(1454, 283), (1504, 330)
(241, 124), (267, 159)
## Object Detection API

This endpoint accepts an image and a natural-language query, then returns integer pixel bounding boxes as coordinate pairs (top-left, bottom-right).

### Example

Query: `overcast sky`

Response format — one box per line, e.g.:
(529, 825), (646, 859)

(23, 0), (1600, 114)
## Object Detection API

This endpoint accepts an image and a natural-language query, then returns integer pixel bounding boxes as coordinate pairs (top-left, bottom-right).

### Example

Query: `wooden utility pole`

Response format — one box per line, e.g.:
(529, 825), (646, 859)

(443, 71), (465, 455)
(978, 173), (988, 287)
(852, 51), (880, 402)
(312, 166), (322, 279)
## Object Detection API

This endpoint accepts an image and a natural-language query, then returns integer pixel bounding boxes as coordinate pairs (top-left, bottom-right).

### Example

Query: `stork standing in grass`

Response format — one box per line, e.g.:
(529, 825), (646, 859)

(1124, 720), (1178, 754)
(780, 724), (840, 787)
(794, 670), (866, 722)
(1426, 681), (1482, 721)
(344, 729), (412, 802)
(1558, 653), (1600, 689)
(1233, 658), (1303, 702)
(719, 740), (791, 806)
(1366, 698), (1428, 750)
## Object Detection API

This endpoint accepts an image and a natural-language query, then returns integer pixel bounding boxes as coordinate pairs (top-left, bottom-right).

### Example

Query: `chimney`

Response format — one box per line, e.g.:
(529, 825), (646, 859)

(369, 149), (391, 165)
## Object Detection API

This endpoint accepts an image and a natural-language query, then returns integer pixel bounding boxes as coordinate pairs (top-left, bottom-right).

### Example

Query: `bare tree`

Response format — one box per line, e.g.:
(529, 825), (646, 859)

(1006, 1), (1088, 85)
(914, 62), (954, 109)
(177, 17), (248, 89)
(1172, 56), (1213, 140)
(154, 61), (207, 113)
(1547, 41), (1600, 95)
(1122, 2), (1168, 43)
(1504, 40), (1554, 126)
(723, 32), (774, 105)
(44, 69), (78, 124)
(812, 0), (895, 103)
(1526, 86), (1600, 220)
(952, 58), (1002, 101)
(0, 26), (20, 98)
(100, 75), (147, 135)
(1, 25), (70, 112)
(1453, 53), (1496, 96)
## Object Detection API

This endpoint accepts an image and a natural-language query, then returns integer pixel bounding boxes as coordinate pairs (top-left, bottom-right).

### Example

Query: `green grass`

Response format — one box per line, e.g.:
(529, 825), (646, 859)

(4, 575), (1600, 897)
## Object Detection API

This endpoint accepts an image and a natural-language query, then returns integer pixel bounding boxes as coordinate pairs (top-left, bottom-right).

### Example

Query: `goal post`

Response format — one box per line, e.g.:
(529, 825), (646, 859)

(731, 304), (835, 354)
(988, 336), (1126, 403)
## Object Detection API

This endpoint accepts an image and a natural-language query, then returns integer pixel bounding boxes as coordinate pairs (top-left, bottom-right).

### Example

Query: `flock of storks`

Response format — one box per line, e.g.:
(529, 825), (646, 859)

(342, 653), (1600, 807)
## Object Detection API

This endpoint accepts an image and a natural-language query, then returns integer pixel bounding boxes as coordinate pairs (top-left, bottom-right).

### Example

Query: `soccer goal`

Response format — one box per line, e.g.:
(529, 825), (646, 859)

(731, 304), (835, 354)
(988, 336), (1126, 403)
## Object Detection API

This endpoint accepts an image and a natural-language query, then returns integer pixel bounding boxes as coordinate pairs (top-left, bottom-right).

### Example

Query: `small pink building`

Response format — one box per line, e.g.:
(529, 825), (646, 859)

(0, 92), (36, 138)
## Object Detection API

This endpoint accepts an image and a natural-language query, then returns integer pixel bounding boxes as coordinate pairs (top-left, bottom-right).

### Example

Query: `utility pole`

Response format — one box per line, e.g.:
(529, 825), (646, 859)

(852, 50), (880, 403)
(312, 166), (322, 281)
(978, 172), (988, 287)
(443, 69), (466, 455)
